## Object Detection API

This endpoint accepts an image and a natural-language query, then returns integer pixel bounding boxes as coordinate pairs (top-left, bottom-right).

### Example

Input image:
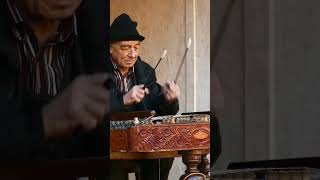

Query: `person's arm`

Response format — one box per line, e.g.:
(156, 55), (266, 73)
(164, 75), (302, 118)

(70, 0), (110, 158)
(0, 69), (45, 161)
(0, 68), (110, 160)
(0, 3), (40, 161)
(110, 91), (126, 112)
(76, 0), (108, 74)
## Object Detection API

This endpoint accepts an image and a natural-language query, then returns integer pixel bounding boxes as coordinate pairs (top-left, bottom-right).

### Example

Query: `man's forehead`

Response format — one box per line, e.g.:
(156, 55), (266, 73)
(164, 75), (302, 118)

(116, 41), (141, 46)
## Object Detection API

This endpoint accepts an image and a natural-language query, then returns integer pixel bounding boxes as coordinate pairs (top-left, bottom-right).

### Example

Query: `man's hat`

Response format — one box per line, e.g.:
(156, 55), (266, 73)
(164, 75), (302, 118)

(110, 13), (145, 42)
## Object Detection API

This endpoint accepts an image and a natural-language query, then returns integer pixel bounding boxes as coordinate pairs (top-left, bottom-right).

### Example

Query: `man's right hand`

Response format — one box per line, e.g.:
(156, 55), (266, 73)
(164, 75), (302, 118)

(42, 73), (110, 139)
(123, 85), (149, 106)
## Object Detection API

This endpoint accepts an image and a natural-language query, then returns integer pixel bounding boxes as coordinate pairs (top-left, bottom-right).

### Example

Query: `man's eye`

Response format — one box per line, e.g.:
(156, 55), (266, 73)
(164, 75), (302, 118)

(121, 47), (130, 50)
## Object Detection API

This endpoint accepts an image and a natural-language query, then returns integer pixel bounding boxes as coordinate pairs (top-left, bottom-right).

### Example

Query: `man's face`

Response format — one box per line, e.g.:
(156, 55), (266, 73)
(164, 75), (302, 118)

(110, 41), (141, 72)
(16, 0), (82, 20)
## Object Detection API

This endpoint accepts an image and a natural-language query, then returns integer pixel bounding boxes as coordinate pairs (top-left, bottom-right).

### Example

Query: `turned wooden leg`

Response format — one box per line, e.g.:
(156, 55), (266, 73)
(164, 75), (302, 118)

(198, 154), (209, 177)
(179, 150), (206, 180)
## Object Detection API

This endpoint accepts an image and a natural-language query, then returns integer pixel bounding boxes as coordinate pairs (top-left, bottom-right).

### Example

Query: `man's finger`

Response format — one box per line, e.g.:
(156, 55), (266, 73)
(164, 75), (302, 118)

(136, 92), (145, 100)
(84, 97), (108, 120)
(145, 88), (149, 95)
(85, 86), (110, 104)
(165, 81), (170, 88)
(170, 82), (176, 89)
(134, 96), (141, 103)
(77, 110), (98, 132)
(137, 88), (146, 94)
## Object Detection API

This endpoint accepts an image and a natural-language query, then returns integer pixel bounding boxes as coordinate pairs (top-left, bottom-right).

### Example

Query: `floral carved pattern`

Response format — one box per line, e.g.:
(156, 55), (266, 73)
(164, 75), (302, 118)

(128, 124), (210, 152)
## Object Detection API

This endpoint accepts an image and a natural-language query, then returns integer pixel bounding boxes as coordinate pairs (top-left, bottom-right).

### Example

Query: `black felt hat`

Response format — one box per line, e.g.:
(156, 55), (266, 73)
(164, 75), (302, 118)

(110, 13), (145, 42)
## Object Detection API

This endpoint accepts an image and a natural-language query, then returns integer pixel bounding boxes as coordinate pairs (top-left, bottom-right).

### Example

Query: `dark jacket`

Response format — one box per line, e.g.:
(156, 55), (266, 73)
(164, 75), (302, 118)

(0, 0), (108, 162)
(106, 56), (179, 116)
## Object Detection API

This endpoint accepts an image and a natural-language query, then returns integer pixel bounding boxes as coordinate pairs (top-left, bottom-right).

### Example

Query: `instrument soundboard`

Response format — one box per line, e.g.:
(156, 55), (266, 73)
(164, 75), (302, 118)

(110, 114), (210, 152)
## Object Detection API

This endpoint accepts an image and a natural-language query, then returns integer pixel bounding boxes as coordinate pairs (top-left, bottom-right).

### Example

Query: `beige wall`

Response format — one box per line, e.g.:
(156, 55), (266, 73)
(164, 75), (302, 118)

(110, 0), (210, 179)
(111, 0), (187, 114)
(195, 0), (210, 111)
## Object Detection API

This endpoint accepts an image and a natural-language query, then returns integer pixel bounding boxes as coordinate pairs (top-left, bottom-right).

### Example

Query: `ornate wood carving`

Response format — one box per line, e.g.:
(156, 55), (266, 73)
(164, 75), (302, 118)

(128, 123), (210, 152)
(111, 123), (210, 152)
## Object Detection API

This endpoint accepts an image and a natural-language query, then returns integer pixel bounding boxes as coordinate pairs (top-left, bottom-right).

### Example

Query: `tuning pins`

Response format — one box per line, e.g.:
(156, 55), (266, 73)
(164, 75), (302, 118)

(133, 117), (140, 125)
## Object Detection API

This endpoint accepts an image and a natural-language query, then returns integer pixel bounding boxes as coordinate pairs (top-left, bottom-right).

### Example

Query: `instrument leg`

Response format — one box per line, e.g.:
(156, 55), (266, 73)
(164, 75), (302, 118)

(198, 154), (210, 178)
(179, 150), (205, 180)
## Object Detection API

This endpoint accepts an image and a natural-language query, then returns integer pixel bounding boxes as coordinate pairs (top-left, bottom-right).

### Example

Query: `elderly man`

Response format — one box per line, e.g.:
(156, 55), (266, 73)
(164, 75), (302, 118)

(0, 0), (109, 161)
(108, 14), (180, 180)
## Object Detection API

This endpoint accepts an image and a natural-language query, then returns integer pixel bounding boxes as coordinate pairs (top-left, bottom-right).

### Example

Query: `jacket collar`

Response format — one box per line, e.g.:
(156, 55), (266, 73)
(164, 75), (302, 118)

(106, 56), (147, 85)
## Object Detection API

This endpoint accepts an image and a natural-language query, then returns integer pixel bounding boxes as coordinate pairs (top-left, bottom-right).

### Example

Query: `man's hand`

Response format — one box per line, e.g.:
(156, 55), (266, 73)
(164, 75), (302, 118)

(163, 81), (180, 103)
(42, 73), (110, 139)
(123, 85), (149, 106)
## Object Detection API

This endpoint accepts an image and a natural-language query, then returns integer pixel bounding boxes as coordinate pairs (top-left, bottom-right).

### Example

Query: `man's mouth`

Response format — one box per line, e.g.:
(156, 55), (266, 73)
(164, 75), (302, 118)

(124, 59), (135, 65)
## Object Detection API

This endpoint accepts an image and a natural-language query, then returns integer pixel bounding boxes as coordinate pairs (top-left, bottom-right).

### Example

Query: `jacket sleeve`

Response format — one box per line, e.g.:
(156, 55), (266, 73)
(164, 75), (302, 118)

(0, 67), (46, 161)
(110, 92), (126, 112)
(72, 0), (109, 157)
(76, 0), (108, 74)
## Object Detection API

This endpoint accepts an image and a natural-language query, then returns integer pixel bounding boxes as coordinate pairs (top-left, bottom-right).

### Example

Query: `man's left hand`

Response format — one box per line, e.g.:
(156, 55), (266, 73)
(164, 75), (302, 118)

(162, 81), (180, 103)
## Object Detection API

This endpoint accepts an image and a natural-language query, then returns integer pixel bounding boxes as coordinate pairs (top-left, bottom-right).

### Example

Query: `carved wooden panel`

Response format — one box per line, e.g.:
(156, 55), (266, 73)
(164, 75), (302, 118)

(110, 130), (127, 151)
(111, 123), (210, 152)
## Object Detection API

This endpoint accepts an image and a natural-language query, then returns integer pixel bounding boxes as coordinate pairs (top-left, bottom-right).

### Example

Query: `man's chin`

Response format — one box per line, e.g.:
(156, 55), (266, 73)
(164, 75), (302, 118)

(124, 65), (134, 69)
(124, 62), (135, 67)
(40, 10), (74, 20)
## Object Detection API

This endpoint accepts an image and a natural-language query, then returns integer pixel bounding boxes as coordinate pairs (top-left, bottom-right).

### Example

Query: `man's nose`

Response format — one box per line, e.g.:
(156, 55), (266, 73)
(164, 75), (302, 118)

(128, 48), (138, 58)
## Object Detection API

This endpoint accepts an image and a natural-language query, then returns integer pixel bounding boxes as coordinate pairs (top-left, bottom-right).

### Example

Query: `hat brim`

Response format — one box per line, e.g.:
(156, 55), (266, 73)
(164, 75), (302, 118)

(110, 34), (145, 42)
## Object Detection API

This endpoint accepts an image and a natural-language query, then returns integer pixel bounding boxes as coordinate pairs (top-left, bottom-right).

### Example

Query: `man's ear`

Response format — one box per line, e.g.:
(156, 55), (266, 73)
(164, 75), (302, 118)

(109, 46), (113, 54)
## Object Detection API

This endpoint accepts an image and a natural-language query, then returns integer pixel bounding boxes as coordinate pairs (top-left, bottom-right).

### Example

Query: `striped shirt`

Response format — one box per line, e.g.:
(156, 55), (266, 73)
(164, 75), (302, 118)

(110, 58), (135, 94)
(6, 0), (77, 97)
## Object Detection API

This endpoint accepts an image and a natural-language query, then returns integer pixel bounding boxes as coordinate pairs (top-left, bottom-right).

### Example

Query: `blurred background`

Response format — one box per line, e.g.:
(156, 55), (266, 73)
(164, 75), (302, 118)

(213, 0), (320, 171)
